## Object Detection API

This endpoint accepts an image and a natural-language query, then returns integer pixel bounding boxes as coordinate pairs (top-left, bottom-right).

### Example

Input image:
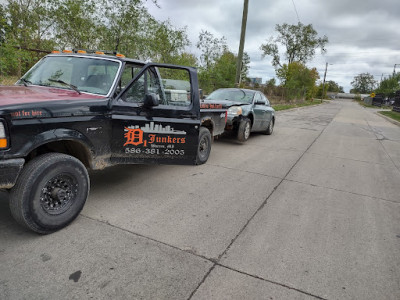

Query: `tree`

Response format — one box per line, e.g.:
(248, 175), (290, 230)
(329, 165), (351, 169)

(53, 0), (101, 49)
(240, 52), (250, 83)
(165, 52), (197, 67)
(212, 50), (237, 89)
(96, 0), (189, 62)
(196, 30), (251, 93)
(315, 80), (343, 99)
(198, 49), (250, 93)
(260, 22), (328, 69)
(263, 78), (276, 96)
(0, 0), (56, 76)
(98, 0), (158, 59)
(6, 0), (54, 49)
(0, 4), (7, 44)
(376, 73), (400, 97)
(147, 20), (190, 63)
(196, 30), (227, 70)
(325, 80), (344, 93)
(276, 61), (319, 100)
(351, 73), (377, 94)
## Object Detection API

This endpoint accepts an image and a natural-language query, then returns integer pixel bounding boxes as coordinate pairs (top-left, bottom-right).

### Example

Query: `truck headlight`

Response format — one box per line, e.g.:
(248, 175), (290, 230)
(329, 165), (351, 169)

(227, 106), (243, 116)
(0, 121), (8, 148)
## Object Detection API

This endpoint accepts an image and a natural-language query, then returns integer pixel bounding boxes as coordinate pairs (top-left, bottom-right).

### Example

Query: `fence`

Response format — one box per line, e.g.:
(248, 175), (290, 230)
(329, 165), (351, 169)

(0, 46), (50, 86)
(0, 76), (18, 86)
(393, 91), (400, 112)
(258, 86), (307, 104)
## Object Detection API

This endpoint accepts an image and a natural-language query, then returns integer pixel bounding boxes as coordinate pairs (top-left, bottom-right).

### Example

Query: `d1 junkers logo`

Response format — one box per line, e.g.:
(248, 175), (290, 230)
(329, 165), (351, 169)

(124, 128), (144, 146)
(124, 122), (186, 147)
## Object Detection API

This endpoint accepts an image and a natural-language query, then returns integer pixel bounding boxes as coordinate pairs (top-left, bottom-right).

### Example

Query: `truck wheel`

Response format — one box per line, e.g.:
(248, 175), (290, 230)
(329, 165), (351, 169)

(263, 118), (274, 135)
(237, 117), (251, 142)
(196, 127), (212, 165)
(9, 153), (89, 234)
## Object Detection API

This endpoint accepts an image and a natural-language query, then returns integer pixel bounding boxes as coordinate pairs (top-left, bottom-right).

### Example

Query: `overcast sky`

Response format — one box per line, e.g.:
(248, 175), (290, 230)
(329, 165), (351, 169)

(146, 0), (400, 92)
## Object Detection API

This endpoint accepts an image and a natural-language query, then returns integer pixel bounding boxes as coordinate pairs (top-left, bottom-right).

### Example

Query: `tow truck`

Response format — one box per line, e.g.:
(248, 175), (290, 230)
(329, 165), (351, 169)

(0, 50), (227, 233)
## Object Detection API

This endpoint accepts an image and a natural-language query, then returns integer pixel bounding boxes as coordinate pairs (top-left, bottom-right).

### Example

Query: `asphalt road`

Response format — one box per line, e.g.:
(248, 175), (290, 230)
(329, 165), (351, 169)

(1, 99), (399, 300)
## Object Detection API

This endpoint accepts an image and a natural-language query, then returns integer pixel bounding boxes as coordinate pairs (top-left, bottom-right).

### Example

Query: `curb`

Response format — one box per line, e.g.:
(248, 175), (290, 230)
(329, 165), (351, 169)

(375, 111), (400, 127)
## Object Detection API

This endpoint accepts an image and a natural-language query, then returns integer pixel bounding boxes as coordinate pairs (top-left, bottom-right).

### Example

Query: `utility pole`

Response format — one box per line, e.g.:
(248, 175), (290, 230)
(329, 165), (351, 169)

(393, 64), (400, 76)
(235, 0), (249, 87)
(321, 62), (328, 102)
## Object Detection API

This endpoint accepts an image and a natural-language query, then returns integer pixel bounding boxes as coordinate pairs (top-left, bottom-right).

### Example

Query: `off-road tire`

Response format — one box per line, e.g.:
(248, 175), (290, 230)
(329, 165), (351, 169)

(9, 153), (89, 234)
(196, 127), (212, 165)
(237, 117), (251, 142)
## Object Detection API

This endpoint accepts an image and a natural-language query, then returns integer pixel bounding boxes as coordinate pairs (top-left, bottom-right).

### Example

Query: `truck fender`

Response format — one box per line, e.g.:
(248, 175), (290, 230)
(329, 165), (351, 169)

(18, 128), (94, 162)
(200, 116), (214, 134)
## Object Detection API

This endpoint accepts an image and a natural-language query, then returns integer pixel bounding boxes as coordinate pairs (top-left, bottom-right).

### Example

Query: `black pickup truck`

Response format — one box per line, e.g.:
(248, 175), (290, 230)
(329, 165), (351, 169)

(0, 51), (227, 233)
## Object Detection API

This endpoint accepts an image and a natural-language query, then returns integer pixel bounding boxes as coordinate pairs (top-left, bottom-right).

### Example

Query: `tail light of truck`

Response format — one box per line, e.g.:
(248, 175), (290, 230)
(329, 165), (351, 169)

(0, 121), (8, 148)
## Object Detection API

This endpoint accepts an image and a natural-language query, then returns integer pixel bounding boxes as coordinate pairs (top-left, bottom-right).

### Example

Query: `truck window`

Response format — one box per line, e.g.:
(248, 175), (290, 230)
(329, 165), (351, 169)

(120, 64), (142, 88)
(121, 67), (192, 107)
(21, 56), (120, 96)
(160, 68), (192, 107)
(82, 61), (119, 95)
(41, 60), (73, 84)
(121, 68), (163, 103)
(114, 64), (142, 95)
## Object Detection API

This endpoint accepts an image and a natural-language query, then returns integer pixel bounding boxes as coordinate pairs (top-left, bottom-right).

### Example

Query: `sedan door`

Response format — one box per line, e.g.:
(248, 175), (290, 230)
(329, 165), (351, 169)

(252, 92), (269, 131)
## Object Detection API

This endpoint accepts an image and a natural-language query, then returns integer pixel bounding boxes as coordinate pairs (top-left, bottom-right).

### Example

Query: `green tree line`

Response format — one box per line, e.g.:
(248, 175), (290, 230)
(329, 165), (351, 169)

(2, 1), (341, 99)
(0, 0), (250, 94)
(348, 72), (399, 97)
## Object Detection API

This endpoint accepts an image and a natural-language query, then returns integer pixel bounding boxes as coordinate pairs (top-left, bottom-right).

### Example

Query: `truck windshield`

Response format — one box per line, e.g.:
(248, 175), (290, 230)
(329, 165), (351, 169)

(206, 89), (254, 104)
(18, 56), (120, 96)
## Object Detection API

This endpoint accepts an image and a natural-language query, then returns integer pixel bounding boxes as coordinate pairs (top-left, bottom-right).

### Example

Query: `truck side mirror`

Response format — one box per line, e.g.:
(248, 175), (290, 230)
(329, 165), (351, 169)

(144, 93), (159, 108)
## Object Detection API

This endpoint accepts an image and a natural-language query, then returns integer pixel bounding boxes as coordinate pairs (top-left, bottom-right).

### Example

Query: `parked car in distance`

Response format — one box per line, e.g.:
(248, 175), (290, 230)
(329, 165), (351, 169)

(204, 88), (275, 142)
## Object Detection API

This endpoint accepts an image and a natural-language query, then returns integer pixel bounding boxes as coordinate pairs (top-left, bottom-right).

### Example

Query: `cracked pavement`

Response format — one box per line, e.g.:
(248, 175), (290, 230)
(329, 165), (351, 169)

(1, 99), (399, 299)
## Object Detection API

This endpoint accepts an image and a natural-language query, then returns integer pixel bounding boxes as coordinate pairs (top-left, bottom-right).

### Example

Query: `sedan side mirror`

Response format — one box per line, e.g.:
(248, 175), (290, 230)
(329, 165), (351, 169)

(144, 93), (159, 108)
(255, 100), (266, 105)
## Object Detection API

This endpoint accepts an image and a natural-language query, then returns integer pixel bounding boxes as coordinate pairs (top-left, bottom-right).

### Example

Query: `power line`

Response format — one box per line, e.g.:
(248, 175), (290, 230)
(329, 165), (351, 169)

(291, 0), (300, 23)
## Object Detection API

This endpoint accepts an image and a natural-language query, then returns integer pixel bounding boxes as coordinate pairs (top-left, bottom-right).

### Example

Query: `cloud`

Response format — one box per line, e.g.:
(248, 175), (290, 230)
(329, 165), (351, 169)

(147, 0), (400, 92)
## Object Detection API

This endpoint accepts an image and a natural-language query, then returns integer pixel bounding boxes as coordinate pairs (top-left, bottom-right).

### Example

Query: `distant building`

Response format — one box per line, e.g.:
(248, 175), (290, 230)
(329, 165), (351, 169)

(336, 93), (369, 99)
(248, 77), (262, 85)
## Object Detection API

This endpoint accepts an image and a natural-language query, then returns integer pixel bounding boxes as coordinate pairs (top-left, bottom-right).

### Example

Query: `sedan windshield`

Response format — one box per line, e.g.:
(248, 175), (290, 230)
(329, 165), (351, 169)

(206, 89), (254, 104)
(18, 56), (120, 96)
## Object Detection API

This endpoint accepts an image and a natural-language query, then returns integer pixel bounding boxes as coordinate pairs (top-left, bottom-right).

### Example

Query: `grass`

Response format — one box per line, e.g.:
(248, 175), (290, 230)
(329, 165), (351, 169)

(354, 99), (376, 108)
(378, 110), (400, 122)
(272, 99), (324, 111)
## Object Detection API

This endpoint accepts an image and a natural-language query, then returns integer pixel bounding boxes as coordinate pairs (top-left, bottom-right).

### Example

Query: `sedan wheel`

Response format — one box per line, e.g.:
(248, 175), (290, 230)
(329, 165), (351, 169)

(265, 118), (274, 135)
(237, 118), (251, 142)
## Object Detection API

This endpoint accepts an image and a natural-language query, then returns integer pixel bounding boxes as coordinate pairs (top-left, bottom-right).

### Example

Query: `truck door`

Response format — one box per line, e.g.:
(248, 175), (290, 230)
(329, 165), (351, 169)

(110, 63), (200, 165)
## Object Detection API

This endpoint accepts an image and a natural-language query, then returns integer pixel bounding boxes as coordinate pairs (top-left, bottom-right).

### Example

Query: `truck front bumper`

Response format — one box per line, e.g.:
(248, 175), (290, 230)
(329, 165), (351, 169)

(0, 158), (25, 189)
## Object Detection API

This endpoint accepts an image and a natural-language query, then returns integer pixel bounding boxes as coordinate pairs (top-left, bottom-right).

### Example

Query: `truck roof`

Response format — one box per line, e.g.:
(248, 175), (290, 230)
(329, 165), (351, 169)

(47, 52), (146, 66)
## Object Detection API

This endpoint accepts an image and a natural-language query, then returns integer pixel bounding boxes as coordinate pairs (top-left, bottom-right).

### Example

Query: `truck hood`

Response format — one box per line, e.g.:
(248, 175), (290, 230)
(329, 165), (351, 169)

(0, 85), (105, 107)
